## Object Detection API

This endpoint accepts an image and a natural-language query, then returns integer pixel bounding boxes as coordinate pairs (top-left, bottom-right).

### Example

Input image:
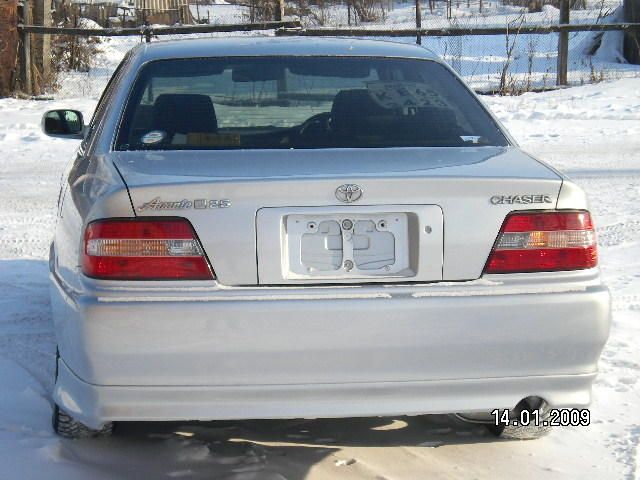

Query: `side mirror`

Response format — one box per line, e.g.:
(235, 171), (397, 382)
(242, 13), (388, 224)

(42, 109), (85, 139)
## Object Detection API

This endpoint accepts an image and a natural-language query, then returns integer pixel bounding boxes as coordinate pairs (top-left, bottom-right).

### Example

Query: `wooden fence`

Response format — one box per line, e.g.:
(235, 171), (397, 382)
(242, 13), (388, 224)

(6, 18), (640, 96)
(0, 0), (19, 96)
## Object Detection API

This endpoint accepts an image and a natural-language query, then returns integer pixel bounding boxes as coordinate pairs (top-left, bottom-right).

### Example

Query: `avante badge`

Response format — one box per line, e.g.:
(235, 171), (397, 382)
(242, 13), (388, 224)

(137, 197), (231, 211)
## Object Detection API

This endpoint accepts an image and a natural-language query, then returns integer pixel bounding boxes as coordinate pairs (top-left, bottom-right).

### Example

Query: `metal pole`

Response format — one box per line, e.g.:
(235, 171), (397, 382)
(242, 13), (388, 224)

(557, 0), (569, 85)
(415, 0), (421, 44)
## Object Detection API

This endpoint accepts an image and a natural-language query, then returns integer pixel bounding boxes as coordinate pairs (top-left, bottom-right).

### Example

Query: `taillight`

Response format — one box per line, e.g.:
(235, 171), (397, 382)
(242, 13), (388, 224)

(484, 211), (597, 274)
(82, 218), (214, 280)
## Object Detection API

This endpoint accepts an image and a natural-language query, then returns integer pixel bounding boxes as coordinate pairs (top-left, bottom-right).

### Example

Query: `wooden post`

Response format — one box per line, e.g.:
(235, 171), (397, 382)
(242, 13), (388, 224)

(624, 0), (640, 64)
(19, 0), (33, 94)
(32, 0), (51, 90)
(274, 0), (283, 20)
(556, 0), (569, 85)
(415, 0), (421, 44)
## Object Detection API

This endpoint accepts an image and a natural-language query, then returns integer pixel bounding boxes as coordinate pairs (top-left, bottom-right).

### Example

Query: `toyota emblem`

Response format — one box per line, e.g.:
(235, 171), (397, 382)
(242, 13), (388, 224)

(335, 184), (363, 203)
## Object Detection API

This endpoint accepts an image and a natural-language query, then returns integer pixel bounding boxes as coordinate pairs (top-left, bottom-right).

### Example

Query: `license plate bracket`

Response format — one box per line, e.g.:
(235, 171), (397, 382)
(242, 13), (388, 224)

(285, 212), (410, 279)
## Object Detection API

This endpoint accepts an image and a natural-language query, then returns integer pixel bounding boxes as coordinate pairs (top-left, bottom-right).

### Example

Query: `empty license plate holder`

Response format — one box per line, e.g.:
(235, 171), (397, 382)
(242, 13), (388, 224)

(285, 212), (410, 279)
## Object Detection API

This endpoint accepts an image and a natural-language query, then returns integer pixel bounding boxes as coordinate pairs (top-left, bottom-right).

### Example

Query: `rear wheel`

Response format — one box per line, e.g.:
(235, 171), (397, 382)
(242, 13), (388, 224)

(53, 347), (114, 438)
(52, 404), (114, 439)
(487, 397), (552, 440)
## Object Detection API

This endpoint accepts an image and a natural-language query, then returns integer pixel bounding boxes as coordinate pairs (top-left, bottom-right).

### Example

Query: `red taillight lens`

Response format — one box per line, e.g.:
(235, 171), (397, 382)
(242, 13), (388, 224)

(82, 218), (214, 280)
(484, 211), (597, 274)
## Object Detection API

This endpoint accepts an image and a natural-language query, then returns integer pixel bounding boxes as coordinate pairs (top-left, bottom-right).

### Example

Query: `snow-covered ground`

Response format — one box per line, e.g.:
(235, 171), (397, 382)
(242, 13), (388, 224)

(0, 76), (638, 479)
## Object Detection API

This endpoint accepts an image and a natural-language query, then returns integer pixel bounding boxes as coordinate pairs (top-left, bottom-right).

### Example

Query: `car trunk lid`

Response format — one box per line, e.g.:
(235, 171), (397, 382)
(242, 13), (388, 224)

(110, 146), (562, 285)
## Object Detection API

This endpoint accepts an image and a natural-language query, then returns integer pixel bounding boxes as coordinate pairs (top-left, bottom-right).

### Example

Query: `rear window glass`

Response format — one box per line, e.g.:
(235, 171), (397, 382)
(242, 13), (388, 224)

(116, 56), (508, 150)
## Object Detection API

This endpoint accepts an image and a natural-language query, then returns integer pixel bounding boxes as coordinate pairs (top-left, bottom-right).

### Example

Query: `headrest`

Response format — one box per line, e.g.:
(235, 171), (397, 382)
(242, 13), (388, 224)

(153, 94), (217, 136)
(330, 89), (387, 134)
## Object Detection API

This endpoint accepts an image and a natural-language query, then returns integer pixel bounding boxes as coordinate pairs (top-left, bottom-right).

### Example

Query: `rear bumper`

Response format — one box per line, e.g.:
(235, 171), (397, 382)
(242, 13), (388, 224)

(55, 359), (597, 429)
(50, 269), (611, 428)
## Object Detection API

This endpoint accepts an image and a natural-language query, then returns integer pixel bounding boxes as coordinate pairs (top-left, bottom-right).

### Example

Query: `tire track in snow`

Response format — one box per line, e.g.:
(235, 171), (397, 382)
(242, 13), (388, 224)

(597, 220), (640, 248)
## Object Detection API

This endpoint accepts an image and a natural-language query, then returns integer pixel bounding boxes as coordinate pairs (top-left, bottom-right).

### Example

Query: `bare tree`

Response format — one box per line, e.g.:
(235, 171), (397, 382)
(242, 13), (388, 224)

(499, 12), (526, 94)
(351, 0), (383, 22)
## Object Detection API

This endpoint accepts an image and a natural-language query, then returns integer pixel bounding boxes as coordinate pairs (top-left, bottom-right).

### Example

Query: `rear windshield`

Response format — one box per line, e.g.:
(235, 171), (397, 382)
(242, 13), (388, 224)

(116, 56), (508, 150)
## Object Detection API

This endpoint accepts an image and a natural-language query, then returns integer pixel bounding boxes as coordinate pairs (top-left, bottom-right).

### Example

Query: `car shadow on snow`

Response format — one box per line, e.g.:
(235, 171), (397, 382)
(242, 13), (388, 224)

(59, 415), (498, 479)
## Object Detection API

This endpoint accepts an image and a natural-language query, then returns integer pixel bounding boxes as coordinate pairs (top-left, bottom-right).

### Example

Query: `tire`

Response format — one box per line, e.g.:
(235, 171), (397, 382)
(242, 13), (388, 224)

(52, 404), (113, 439)
(52, 348), (113, 438)
(487, 397), (552, 440)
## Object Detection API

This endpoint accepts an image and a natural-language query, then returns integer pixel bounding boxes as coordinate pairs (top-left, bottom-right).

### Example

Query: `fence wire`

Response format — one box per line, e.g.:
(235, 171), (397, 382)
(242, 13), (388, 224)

(39, 0), (639, 99)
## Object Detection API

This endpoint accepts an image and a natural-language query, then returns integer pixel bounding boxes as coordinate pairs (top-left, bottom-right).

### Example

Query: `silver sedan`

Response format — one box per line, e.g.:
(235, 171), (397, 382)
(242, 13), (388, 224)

(43, 37), (610, 439)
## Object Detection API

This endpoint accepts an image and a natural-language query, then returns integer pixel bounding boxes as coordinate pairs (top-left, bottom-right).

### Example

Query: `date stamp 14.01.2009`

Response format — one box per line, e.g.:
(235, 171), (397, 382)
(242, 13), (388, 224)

(492, 408), (591, 427)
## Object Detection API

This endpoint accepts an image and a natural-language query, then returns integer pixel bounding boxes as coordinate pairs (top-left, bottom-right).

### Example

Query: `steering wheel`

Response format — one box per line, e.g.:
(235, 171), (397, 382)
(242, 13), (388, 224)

(297, 112), (333, 138)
